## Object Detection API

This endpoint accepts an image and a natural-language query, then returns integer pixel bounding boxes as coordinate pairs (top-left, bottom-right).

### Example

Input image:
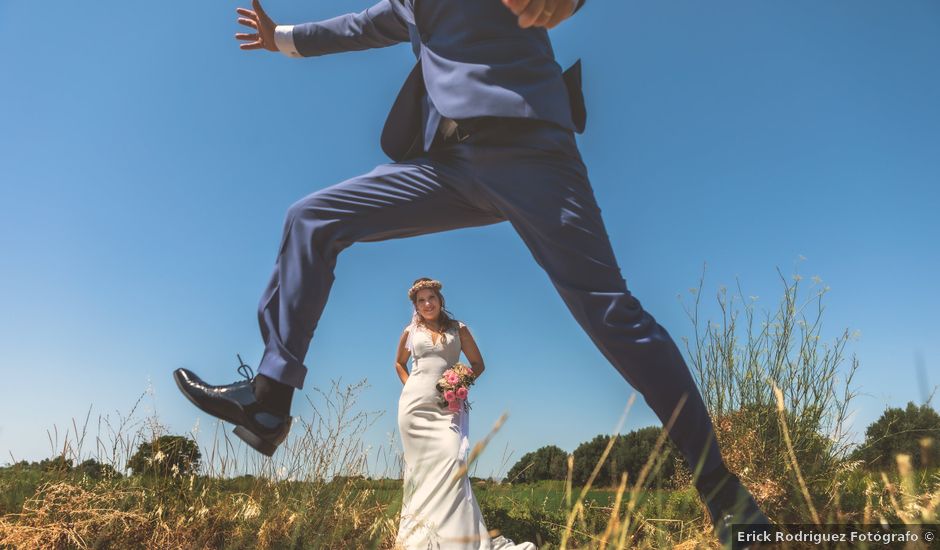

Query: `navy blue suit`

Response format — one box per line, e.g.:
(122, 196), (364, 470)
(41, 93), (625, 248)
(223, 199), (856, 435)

(260, 0), (727, 477)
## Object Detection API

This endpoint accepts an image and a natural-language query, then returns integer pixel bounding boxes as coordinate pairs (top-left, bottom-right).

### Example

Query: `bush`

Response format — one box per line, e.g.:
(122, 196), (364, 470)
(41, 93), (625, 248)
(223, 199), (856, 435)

(127, 435), (201, 477)
(38, 456), (73, 473)
(683, 269), (858, 521)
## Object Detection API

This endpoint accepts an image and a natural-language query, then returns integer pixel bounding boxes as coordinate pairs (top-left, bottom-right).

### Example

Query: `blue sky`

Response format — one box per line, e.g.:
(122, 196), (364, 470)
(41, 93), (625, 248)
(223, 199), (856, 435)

(1, 0), (938, 479)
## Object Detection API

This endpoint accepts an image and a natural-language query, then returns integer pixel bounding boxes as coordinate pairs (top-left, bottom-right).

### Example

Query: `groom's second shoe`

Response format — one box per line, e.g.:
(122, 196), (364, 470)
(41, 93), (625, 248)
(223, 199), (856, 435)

(173, 366), (292, 457)
(696, 467), (772, 549)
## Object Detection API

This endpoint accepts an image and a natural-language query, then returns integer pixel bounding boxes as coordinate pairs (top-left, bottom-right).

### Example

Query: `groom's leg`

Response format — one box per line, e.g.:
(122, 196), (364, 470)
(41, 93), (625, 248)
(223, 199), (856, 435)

(257, 160), (502, 389)
(471, 122), (725, 477)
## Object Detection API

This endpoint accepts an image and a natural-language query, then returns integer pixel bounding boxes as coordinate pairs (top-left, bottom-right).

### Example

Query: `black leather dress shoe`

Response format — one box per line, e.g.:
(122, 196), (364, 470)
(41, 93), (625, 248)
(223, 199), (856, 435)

(697, 468), (772, 549)
(173, 363), (291, 457)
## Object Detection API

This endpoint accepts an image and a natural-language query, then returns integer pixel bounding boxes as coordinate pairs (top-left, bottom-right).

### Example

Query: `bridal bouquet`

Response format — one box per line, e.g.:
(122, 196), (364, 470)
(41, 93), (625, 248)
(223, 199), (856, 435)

(436, 362), (475, 413)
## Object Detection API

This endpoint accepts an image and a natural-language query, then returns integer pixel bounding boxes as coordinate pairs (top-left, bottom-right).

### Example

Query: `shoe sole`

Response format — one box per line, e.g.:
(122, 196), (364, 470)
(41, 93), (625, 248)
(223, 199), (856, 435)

(233, 425), (278, 457)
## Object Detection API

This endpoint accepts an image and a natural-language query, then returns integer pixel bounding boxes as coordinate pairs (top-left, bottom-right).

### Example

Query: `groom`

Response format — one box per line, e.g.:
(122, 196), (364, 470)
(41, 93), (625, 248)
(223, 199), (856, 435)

(173, 0), (770, 543)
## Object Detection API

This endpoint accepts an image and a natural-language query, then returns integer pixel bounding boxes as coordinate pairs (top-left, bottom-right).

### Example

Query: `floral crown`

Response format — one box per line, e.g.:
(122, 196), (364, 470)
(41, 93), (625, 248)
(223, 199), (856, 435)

(408, 279), (442, 301)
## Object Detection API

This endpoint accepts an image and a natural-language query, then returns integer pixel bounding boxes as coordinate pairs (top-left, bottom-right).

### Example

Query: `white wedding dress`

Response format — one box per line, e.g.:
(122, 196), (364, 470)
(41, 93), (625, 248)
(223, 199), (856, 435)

(396, 323), (536, 550)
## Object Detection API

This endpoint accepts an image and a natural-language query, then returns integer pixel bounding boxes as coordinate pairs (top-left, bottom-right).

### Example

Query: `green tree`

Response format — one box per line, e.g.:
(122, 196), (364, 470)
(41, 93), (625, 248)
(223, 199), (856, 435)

(127, 435), (201, 477)
(570, 429), (680, 488)
(852, 402), (940, 470)
(611, 426), (679, 487)
(506, 445), (568, 483)
(75, 458), (122, 480)
(572, 435), (615, 487)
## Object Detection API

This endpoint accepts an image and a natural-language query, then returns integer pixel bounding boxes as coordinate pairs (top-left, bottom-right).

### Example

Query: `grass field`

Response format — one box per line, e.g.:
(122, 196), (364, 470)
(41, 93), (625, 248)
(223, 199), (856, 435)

(2, 462), (937, 549)
(0, 466), (708, 548)
(3, 275), (938, 548)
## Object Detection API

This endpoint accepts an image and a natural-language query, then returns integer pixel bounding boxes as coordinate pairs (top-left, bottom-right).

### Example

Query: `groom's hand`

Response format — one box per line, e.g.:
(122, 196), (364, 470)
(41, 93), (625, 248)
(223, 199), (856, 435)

(502, 0), (578, 29)
(235, 0), (278, 52)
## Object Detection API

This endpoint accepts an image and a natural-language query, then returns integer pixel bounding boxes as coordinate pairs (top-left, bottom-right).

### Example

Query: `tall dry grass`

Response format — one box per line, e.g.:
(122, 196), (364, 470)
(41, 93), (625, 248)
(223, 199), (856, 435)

(1, 379), (396, 549)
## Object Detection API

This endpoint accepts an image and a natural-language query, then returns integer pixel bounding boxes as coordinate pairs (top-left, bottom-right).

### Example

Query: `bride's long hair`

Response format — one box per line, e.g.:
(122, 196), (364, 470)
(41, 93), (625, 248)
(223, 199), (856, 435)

(408, 277), (457, 334)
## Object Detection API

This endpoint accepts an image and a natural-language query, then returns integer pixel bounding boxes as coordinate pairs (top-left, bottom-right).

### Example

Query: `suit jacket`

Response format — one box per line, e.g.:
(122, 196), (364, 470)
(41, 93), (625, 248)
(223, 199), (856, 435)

(286, 0), (587, 161)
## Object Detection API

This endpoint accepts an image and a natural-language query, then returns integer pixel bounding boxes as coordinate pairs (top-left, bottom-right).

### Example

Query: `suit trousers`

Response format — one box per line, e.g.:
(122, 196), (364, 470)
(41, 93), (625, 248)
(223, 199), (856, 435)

(256, 118), (725, 475)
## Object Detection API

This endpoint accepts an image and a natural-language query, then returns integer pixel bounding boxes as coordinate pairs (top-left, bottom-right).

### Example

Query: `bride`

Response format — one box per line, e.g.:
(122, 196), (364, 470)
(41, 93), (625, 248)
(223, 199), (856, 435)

(394, 278), (536, 550)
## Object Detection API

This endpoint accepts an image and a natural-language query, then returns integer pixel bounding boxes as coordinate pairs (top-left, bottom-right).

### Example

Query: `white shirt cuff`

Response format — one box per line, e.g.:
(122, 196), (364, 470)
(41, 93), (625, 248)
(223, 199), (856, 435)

(274, 25), (301, 58)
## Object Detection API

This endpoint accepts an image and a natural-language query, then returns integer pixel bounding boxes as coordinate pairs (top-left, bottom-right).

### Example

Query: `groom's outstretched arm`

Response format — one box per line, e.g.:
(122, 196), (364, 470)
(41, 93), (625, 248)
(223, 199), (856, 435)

(235, 0), (409, 58)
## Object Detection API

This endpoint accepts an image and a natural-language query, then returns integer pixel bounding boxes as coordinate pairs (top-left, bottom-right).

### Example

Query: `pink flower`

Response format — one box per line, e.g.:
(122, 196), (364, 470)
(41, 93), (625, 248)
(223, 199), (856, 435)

(443, 389), (456, 402)
(448, 400), (461, 413)
(456, 387), (468, 399)
(445, 371), (459, 385)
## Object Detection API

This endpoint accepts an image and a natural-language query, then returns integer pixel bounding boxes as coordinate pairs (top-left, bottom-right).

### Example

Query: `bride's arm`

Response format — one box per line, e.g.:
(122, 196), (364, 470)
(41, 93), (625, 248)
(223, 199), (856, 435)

(395, 330), (411, 385)
(458, 326), (485, 380)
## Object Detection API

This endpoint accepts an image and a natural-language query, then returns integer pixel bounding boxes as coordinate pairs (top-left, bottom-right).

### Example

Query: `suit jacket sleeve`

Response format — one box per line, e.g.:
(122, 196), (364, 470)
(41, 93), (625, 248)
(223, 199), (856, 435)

(287, 0), (410, 57)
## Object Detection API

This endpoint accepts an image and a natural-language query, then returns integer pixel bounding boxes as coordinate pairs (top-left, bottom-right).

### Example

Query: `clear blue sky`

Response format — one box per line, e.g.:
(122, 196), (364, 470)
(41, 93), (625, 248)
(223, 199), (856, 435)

(1, 0), (938, 479)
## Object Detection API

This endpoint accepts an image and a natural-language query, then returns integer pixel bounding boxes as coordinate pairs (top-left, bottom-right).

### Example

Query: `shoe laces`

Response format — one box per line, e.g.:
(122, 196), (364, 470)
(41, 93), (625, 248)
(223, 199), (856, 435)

(236, 354), (255, 381)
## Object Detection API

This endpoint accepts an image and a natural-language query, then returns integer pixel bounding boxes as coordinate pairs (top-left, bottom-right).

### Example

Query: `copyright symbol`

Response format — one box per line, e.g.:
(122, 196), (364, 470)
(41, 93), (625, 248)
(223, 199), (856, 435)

(925, 531), (935, 542)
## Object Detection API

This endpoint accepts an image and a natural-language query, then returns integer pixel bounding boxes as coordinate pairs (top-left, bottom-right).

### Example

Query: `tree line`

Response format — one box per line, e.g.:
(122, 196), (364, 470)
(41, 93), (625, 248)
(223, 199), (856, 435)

(3, 435), (201, 480)
(505, 401), (940, 486)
